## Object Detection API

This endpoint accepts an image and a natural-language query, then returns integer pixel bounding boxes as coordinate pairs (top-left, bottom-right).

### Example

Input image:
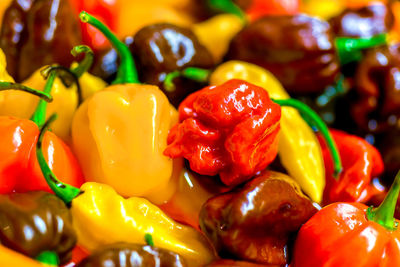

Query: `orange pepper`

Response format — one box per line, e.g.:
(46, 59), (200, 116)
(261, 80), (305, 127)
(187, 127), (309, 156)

(0, 245), (45, 267)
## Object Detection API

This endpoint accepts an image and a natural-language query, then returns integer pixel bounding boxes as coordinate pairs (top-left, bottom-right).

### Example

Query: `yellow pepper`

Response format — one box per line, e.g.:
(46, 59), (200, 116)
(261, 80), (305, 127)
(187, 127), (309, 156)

(192, 14), (244, 63)
(209, 61), (325, 203)
(0, 0), (12, 27)
(0, 46), (106, 142)
(0, 48), (14, 82)
(300, 0), (345, 20)
(0, 245), (46, 267)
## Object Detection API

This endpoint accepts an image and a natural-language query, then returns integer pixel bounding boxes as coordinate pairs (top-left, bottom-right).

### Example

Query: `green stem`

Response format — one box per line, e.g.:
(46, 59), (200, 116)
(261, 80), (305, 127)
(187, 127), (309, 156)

(30, 69), (57, 128)
(164, 67), (211, 92)
(367, 170), (400, 230)
(207, 0), (246, 22)
(0, 82), (52, 102)
(36, 251), (59, 266)
(272, 98), (343, 178)
(71, 45), (94, 78)
(335, 33), (387, 65)
(79, 11), (139, 85)
(36, 114), (81, 205)
(144, 233), (154, 247)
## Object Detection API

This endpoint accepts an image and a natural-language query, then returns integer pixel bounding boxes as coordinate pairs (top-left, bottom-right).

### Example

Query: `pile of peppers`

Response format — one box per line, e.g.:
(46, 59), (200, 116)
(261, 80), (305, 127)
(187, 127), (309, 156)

(0, 0), (399, 266)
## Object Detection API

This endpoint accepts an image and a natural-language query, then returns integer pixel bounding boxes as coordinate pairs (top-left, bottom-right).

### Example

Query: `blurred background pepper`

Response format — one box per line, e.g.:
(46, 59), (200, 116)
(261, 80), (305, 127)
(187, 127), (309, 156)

(0, 0), (82, 82)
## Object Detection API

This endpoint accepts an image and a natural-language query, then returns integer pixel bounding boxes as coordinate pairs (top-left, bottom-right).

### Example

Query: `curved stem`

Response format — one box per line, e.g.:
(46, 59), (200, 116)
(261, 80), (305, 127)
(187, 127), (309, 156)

(272, 98), (343, 177)
(367, 170), (400, 230)
(164, 67), (211, 92)
(36, 251), (59, 266)
(0, 82), (52, 102)
(71, 45), (94, 78)
(80, 11), (139, 84)
(30, 69), (57, 127)
(207, 0), (246, 22)
(335, 33), (387, 65)
(36, 114), (81, 205)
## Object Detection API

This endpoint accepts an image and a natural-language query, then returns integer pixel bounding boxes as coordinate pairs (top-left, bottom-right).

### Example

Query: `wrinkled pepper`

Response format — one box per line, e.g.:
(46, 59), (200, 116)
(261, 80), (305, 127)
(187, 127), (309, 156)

(209, 61), (326, 202)
(72, 13), (182, 203)
(0, 46), (107, 141)
(76, 243), (187, 267)
(0, 69), (84, 194)
(320, 129), (384, 204)
(37, 115), (216, 267)
(0, 191), (77, 265)
(293, 170), (400, 267)
(164, 79), (282, 187)
(0, 0), (82, 82)
(200, 171), (317, 265)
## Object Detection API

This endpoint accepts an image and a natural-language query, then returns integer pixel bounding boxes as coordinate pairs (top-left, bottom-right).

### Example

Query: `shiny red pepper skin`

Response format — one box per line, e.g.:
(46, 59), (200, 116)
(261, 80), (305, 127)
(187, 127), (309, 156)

(164, 79), (281, 186)
(319, 129), (384, 204)
(293, 202), (400, 267)
(242, 0), (299, 21)
(0, 116), (84, 193)
(69, 0), (119, 51)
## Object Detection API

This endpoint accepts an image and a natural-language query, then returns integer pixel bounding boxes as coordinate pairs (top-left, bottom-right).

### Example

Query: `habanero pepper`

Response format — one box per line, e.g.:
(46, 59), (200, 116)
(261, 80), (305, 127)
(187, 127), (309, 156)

(293, 170), (400, 267)
(0, 69), (84, 194)
(72, 12), (182, 204)
(320, 129), (384, 205)
(37, 115), (216, 267)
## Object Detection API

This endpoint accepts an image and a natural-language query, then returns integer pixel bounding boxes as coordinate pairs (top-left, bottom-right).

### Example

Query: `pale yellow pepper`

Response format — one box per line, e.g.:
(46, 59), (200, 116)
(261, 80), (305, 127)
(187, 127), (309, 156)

(192, 14), (244, 63)
(70, 182), (215, 267)
(210, 61), (325, 203)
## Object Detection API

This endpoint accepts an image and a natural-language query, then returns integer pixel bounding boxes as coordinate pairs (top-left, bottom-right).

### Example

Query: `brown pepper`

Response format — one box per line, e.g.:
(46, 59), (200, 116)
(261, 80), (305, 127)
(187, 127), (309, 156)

(76, 243), (187, 267)
(0, 0), (82, 82)
(199, 171), (317, 266)
(0, 191), (77, 264)
(351, 43), (400, 133)
(330, 3), (394, 38)
(225, 15), (340, 94)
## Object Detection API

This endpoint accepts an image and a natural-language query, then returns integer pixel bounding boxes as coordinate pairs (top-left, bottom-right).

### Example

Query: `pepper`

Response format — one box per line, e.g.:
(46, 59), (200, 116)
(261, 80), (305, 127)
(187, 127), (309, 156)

(0, 0), (82, 82)
(0, 245), (46, 267)
(0, 0), (12, 24)
(293, 170), (400, 267)
(192, 14), (244, 63)
(200, 171), (318, 265)
(209, 61), (326, 202)
(72, 13), (183, 204)
(0, 191), (77, 265)
(300, 0), (345, 20)
(0, 48), (13, 82)
(76, 243), (187, 267)
(320, 129), (384, 204)
(37, 115), (216, 267)
(0, 45), (107, 142)
(0, 69), (84, 194)
(164, 79), (282, 187)
(207, 260), (270, 267)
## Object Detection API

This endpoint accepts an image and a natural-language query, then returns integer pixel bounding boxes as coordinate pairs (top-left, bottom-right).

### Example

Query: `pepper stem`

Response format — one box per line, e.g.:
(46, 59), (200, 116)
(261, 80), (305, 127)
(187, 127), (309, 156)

(367, 170), (400, 230)
(145, 233), (154, 247)
(164, 67), (211, 92)
(0, 82), (52, 102)
(71, 45), (94, 78)
(207, 0), (246, 22)
(272, 98), (343, 177)
(335, 33), (387, 65)
(36, 251), (59, 266)
(30, 68), (58, 128)
(36, 114), (81, 205)
(79, 11), (139, 85)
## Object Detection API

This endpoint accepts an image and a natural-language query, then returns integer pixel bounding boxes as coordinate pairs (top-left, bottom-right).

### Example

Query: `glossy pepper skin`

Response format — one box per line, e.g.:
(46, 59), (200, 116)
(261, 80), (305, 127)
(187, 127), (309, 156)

(164, 79), (281, 187)
(0, 191), (76, 264)
(76, 243), (187, 267)
(320, 129), (384, 204)
(293, 202), (400, 267)
(132, 23), (214, 107)
(351, 43), (400, 134)
(226, 15), (340, 94)
(330, 3), (394, 38)
(210, 61), (325, 203)
(200, 171), (317, 265)
(234, 0), (299, 20)
(0, 0), (82, 82)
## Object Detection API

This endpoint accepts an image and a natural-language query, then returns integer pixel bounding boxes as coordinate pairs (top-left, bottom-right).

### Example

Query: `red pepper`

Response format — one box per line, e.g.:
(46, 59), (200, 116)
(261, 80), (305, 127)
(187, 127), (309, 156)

(164, 79), (281, 186)
(0, 70), (84, 194)
(245, 0), (299, 21)
(69, 0), (119, 51)
(293, 171), (400, 267)
(319, 129), (384, 204)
